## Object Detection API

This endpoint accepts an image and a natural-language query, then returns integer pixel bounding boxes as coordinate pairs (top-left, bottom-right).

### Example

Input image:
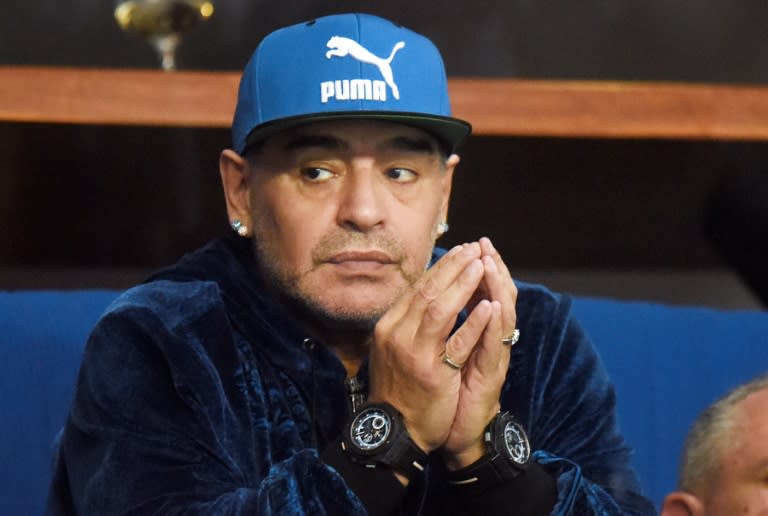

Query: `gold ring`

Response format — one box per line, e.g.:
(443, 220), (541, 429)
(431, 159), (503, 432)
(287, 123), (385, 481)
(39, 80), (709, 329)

(442, 353), (463, 370)
(502, 329), (521, 346)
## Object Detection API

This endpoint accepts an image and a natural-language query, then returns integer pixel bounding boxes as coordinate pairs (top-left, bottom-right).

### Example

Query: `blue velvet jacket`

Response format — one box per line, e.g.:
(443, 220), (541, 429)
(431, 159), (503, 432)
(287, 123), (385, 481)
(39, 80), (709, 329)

(47, 236), (655, 515)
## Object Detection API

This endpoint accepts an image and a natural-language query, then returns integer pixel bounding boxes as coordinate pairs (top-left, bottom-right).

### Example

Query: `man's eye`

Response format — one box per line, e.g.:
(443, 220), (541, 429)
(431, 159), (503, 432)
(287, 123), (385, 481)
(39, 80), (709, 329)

(301, 168), (334, 182)
(386, 168), (417, 183)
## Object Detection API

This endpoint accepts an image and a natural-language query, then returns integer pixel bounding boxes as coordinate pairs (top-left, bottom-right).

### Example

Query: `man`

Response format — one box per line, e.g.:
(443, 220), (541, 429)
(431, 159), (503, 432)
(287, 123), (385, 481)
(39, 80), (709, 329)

(47, 13), (654, 515)
(661, 374), (768, 516)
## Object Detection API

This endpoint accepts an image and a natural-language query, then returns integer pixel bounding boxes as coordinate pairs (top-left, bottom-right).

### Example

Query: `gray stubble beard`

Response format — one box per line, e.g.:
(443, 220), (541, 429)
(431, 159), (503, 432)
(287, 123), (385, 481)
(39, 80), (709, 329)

(250, 239), (414, 332)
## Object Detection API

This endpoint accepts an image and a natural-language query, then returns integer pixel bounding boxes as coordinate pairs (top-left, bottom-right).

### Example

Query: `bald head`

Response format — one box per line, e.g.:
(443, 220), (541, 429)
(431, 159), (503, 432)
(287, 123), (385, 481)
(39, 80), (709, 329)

(662, 374), (768, 516)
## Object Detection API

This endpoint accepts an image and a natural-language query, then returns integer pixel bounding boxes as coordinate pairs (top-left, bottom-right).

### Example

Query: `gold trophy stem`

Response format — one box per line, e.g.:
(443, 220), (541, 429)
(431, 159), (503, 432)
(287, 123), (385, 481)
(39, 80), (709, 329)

(151, 34), (180, 71)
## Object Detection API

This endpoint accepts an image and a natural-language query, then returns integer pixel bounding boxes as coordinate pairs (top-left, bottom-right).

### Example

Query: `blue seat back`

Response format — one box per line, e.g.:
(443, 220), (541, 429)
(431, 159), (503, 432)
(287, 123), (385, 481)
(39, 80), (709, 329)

(572, 297), (768, 509)
(0, 290), (120, 516)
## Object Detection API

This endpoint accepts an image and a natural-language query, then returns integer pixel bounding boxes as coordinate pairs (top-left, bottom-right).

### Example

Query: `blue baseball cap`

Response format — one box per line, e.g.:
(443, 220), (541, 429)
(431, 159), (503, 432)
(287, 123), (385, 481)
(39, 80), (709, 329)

(231, 13), (471, 154)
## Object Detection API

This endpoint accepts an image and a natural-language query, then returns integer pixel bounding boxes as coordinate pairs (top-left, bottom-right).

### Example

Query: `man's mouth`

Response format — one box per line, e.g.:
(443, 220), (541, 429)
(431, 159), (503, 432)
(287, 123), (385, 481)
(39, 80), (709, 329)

(329, 250), (393, 264)
(327, 250), (395, 272)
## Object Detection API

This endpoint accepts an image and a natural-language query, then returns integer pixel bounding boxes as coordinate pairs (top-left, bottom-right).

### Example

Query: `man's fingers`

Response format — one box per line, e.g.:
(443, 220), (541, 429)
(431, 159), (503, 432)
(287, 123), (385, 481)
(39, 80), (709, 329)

(479, 237), (513, 282)
(398, 243), (483, 340)
(443, 299), (493, 369)
(474, 300), (506, 373)
(416, 243), (481, 305)
(482, 254), (517, 331)
(416, 245), (465, 301)
(479, 238), (518, 338)
(418, 258), (484, 341)
(378, 244), (470, 335)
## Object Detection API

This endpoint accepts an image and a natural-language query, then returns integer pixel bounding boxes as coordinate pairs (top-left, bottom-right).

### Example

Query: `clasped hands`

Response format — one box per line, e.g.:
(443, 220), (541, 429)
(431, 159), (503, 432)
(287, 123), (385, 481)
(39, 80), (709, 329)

(368, 237), (518, 474)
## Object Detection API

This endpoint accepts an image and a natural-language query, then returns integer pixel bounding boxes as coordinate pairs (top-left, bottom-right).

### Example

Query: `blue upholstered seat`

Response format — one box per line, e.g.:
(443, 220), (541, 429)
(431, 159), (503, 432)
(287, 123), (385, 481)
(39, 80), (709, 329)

(0, 290), (120, 516)
(572, 298), (768, 509)
(1, 289), (766, 513)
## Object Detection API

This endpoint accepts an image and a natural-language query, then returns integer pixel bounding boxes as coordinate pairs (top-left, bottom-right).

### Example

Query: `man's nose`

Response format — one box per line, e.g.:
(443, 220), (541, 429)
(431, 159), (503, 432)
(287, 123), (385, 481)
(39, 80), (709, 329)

(336, 169), (386, 233)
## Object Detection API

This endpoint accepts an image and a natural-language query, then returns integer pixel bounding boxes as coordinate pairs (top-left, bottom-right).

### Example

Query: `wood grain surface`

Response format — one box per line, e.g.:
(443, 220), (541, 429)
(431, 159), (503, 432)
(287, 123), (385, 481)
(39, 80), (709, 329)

(3, 67), (768, 140)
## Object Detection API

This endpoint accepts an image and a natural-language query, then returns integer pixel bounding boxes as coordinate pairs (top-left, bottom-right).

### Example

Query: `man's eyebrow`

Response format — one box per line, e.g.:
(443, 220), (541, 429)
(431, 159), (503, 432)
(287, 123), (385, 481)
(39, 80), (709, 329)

(282, 133), (439, 155)
(383, 136), (439, 155)
(283, 134), (348, 152)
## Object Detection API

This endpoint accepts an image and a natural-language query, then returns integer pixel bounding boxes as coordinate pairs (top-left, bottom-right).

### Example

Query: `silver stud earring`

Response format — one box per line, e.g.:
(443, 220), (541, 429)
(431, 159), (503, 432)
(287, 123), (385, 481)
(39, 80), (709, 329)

(231, 219), (249, 237)
(437, 222), (450, 236)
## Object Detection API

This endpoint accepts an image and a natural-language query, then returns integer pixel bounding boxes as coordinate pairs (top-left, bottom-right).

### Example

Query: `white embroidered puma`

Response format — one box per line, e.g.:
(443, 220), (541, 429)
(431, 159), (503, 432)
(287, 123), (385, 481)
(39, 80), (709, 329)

(325, 36), (406, 99)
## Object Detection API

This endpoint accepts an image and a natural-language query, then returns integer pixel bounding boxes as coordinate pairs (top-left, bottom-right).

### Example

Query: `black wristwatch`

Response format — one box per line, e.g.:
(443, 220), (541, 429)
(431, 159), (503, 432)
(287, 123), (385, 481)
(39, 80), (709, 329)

(342, 402), (428, 482)
(447, 411), (531, 492)
(487, 411), (531, 468)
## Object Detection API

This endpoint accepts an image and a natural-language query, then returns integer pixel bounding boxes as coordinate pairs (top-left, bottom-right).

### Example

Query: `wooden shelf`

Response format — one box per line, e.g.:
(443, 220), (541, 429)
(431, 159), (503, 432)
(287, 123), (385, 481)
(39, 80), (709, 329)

(3, 66), (768, 140)
(0, 67), (240, 128)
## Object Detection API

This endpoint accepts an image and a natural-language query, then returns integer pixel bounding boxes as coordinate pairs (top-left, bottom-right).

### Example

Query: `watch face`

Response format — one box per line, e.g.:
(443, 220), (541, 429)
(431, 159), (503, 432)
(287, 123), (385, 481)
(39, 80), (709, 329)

(502, 419), (531, 465)
(350, 407), (392, 452)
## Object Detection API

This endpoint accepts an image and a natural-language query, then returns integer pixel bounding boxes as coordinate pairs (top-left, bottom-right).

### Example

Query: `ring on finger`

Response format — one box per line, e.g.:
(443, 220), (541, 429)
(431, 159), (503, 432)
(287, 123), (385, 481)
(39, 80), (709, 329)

(502, 329), (521, 346)
(441, 353), (464, 370)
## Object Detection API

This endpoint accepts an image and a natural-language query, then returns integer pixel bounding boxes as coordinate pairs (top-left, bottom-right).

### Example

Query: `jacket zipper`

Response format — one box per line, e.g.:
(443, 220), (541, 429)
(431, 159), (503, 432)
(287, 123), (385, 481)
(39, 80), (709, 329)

(345, 375), (366, 414)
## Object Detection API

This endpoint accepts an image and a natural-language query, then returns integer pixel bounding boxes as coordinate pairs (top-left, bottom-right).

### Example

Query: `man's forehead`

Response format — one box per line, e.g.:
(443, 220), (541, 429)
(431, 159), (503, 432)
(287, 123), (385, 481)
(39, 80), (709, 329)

(269, 119), (442, 152)
(738, 388), (768, 423)
(728, 389), (768, 453)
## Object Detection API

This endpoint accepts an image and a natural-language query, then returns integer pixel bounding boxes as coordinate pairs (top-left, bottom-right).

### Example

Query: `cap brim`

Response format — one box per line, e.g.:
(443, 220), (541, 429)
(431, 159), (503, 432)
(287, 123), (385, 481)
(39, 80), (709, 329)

(243, 111), (472, 154)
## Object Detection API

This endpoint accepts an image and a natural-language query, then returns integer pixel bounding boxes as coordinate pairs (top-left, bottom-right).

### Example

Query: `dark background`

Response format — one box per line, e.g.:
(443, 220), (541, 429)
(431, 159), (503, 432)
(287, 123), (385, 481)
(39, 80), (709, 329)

(2, 1), (767, 306)
(4, 1), (768, 82)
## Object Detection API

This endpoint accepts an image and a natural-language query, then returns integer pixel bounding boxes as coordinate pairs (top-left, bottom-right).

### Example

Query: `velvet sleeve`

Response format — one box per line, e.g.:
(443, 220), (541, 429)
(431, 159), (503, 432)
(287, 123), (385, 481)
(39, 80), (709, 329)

(46, 282), (367, 515)
(505, 287), (657, 515)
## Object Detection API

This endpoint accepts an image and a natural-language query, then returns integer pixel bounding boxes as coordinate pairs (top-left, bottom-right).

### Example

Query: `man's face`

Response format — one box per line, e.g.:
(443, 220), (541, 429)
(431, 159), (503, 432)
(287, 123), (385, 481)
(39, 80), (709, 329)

(243, 120), (457, 330)
(706, 388), (768, 515)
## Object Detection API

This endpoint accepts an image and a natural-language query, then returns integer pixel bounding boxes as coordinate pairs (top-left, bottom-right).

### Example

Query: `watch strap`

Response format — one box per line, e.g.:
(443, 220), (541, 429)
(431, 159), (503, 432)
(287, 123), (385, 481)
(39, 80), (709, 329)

(445, 452), (526, 495)
(445, 412), (530, 495)
(375, 426), (428, 480)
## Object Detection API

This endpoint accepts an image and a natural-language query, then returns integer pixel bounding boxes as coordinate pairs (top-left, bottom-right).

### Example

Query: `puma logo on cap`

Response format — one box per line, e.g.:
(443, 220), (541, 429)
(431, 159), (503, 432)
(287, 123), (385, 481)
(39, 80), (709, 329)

(321, 36), (405, 103)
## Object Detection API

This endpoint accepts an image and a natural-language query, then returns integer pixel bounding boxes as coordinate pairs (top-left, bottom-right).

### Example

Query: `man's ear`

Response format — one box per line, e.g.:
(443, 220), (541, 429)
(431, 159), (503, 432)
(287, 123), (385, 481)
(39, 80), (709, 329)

(439, 153), (459, 224)
(661, 491), (705, 516)
(219, 149), (252, 228)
